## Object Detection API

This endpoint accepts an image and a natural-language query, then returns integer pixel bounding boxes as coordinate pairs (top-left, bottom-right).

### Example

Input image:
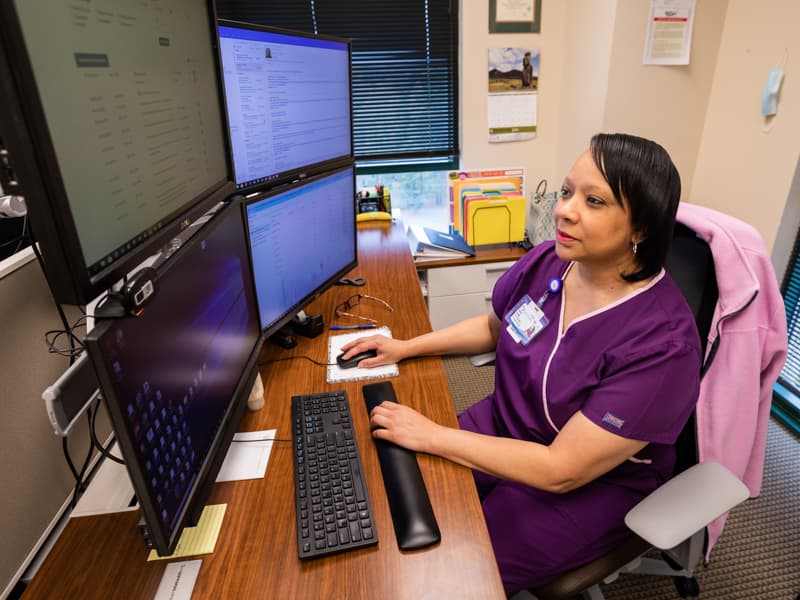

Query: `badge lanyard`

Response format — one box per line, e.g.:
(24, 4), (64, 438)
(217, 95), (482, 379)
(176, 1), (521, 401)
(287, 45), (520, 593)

(504, 277), (562, 345)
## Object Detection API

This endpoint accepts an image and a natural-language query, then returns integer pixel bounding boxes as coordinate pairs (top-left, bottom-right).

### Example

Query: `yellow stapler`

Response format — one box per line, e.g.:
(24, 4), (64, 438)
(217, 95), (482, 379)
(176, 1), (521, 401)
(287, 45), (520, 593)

(357, 211), (392, 222)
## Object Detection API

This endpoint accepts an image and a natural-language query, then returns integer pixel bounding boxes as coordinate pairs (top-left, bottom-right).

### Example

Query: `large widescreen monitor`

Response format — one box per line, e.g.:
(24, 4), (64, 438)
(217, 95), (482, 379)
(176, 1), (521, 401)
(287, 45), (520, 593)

(85, 199), (262, 556)
(217, 20), (353, 193)
(244, 164), (357, 337)
(0, 0), (233, 305)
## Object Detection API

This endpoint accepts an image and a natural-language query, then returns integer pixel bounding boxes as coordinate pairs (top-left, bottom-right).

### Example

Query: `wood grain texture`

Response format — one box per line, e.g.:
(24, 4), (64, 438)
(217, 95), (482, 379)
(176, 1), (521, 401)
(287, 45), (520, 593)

(23, 220), (504, 600)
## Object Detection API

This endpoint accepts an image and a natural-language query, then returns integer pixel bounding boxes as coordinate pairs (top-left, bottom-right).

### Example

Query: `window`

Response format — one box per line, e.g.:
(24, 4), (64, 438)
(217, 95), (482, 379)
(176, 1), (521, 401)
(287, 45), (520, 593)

(356, 170), (450, 231)
(215, 0), (459, 229)
(774, 229), (800, 435)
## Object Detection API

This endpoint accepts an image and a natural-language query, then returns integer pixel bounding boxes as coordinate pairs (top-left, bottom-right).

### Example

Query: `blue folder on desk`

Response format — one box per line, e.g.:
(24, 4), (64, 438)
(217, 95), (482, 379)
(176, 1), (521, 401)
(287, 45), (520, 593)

(423, 227), (475, 256)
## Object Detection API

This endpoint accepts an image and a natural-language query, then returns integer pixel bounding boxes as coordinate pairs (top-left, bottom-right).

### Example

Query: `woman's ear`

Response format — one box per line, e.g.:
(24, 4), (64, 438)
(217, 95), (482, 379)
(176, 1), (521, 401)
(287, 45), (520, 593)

(632, 228), (646, 246)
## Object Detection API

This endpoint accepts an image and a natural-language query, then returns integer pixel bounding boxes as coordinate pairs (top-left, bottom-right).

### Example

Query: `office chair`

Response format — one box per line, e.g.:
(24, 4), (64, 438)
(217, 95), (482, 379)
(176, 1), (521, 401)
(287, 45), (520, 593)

(529, 223), (750, 600)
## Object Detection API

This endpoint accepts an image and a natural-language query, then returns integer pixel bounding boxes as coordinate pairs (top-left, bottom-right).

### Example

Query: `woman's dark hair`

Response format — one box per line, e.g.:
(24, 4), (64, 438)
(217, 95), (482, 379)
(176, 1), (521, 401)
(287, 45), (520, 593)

(589, 133), (681, 282)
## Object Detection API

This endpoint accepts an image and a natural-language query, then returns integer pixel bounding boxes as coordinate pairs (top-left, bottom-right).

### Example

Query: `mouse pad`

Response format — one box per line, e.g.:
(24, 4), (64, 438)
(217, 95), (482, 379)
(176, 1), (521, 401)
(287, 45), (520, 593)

(326, 326), (399, 384)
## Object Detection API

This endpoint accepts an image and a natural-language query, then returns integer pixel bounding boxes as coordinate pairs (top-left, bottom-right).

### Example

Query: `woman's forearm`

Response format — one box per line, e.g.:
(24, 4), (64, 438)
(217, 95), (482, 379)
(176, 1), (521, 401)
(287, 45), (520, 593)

(427, 425), (570, 492)
(404, 314), (499, 358)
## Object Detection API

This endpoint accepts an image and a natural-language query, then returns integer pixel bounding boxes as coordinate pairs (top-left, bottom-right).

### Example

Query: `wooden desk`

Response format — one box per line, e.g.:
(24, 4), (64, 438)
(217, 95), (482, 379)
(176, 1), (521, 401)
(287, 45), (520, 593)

(23, 220), (504, 599)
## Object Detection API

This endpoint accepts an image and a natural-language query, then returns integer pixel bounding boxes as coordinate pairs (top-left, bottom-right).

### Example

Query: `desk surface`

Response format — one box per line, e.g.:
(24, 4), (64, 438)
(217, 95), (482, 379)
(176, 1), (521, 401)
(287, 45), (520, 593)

(23, 220), (504, 599)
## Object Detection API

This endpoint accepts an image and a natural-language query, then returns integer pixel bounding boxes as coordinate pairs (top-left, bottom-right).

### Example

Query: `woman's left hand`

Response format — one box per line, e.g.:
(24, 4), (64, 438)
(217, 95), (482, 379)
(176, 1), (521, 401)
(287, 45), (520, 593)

(368, 401), (442, 454)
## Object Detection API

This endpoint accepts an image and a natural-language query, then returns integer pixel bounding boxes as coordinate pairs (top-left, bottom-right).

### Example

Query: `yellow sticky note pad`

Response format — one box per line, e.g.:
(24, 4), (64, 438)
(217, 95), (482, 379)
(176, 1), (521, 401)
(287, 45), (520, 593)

(147, 504), (227, 561)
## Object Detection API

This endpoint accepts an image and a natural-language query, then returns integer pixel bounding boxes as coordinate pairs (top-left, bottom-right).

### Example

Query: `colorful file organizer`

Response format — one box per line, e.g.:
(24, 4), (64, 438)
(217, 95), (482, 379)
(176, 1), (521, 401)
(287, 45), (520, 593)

(448, 169), (525, 245)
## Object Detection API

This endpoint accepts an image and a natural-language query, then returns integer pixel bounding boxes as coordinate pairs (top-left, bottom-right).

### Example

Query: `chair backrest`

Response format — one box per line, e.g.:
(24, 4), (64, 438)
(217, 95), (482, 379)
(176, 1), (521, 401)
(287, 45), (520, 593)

(663, 222), (719, 475)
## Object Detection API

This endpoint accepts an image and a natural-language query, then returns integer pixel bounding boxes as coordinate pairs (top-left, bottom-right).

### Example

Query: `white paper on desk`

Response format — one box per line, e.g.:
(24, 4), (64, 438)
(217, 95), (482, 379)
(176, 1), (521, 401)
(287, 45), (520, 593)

(215, 429), (275, 482)
(153, 559), (202, 600)
(327, 326), (399, 384)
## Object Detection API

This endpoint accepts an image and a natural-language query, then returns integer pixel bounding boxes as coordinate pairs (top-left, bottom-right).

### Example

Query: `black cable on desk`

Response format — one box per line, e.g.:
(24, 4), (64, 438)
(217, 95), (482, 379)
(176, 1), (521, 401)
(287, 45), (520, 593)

(258, 355), (336, 368)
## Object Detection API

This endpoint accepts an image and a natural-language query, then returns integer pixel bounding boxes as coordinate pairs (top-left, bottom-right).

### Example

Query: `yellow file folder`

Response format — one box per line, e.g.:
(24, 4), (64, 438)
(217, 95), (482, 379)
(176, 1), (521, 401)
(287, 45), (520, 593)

(464, 195), (526, 246)
(451, 177), (523, 231)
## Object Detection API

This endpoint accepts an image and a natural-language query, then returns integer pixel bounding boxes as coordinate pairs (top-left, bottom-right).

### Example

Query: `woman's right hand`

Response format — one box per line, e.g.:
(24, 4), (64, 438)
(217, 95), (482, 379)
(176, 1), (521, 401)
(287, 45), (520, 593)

(339, 335), (410, 368)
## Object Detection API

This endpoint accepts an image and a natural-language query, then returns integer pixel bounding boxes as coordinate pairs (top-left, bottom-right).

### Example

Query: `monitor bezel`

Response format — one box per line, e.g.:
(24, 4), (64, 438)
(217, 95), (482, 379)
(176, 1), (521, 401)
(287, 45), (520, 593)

(0, 1), (235, 306)
(216, 18), (354, 196)
(85, 198), (264, 556)
(242, 163), (358, 338)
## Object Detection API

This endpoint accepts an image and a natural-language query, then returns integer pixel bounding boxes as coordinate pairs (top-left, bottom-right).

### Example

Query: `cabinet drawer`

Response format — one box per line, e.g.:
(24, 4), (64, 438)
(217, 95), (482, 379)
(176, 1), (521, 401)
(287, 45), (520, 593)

(428, 293), (494, 330)
(426, 261), (515, 297)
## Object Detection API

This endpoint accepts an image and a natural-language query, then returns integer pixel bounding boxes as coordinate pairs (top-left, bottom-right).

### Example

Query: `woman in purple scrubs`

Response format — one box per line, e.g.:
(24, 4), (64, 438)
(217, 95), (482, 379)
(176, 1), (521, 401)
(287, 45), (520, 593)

(342, 133), (701, 594)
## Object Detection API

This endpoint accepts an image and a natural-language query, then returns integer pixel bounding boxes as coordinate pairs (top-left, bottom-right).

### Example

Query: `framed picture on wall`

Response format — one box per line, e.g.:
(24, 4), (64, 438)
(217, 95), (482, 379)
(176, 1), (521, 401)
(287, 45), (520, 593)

(489, 0), (542, 34)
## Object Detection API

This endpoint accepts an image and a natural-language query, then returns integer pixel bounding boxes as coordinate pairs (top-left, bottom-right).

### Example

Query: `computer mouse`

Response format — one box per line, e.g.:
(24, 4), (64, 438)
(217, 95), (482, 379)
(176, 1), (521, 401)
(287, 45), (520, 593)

(336, 349), (378, 369)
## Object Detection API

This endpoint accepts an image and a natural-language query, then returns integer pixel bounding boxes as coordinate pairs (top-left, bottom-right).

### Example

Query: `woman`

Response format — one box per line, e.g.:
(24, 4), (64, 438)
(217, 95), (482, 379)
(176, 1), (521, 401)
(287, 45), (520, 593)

(341, 133), (701, 594)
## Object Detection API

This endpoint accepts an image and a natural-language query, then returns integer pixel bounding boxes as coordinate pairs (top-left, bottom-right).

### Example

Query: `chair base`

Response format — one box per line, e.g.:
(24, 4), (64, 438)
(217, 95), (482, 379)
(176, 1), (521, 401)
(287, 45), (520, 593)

(530, 535), (651, 600)
(529, 529), (706, 600)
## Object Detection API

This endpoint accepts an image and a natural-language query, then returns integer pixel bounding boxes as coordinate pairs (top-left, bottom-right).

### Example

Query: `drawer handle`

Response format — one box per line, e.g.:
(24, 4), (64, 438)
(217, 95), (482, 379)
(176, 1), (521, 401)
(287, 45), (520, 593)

(485, 266), (508, 273)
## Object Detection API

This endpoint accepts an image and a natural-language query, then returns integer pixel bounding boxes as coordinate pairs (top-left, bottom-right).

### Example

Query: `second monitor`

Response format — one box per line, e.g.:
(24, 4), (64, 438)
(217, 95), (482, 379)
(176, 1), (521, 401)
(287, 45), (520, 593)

(244, 165), (357, 338)
(217, 20), (353, 192)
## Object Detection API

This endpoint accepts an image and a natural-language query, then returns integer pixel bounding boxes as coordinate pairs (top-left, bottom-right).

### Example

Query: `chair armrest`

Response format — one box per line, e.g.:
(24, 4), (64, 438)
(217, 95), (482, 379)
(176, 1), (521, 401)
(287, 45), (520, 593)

(624, 461), (749, 550)
(469, 352), (496, 366)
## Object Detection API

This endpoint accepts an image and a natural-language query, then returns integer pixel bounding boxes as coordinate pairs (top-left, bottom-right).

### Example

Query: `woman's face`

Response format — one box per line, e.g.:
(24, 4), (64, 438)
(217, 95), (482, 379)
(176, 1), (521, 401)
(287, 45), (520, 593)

(553, 150), (639, 273)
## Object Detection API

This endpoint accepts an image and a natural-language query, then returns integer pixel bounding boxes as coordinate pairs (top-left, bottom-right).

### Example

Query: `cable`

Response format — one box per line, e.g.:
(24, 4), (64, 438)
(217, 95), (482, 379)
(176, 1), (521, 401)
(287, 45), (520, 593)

(231, 437), (292, 444)
(257, 355), (336, 368)
(13, 213), (27, 254)
(62, 437), (80, 483)
(28, 221), (98, 503)
(69, 409), (96, 508)
(29, 229), (79, 363)
(89, 397), (124, 464)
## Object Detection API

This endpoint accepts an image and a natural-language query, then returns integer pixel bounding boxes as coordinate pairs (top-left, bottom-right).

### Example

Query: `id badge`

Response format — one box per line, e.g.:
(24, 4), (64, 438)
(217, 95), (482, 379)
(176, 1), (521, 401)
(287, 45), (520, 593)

(504, 294), (549, 345)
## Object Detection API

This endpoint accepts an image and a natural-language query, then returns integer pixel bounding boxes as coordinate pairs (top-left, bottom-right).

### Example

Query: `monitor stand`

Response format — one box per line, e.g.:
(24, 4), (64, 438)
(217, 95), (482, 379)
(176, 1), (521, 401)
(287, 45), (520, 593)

(268, 326), (297, 349)
(267, 311), (324, 348)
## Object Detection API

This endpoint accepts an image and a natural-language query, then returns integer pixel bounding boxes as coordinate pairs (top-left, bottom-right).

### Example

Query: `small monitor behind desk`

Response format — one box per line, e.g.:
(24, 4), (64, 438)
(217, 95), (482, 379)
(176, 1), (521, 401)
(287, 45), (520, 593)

(244, 165), (357, 338)
(85, 199), (262, 556)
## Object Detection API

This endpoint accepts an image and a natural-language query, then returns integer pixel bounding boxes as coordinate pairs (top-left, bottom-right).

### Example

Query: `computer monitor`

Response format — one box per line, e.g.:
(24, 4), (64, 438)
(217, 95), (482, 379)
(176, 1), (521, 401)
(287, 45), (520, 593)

(217, 20), (353, 193)
(244, 164), (357, 337)
(85, 198), (262, 556)
(0, 0), (233, 305)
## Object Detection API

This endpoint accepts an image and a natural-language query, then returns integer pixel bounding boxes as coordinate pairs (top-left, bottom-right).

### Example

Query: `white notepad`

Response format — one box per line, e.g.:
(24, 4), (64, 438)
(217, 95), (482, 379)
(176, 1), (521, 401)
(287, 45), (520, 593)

(326, 326), (399, 384)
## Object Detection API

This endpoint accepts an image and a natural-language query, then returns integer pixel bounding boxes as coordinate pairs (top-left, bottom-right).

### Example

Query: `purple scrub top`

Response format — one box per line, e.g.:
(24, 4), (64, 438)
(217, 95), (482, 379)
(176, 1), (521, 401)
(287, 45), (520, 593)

(458, 241), (701, 592)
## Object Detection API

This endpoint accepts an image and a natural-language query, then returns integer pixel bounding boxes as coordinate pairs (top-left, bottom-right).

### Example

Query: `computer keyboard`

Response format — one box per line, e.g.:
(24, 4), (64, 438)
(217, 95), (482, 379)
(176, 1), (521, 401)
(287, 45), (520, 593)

(292, 390), (378, 559)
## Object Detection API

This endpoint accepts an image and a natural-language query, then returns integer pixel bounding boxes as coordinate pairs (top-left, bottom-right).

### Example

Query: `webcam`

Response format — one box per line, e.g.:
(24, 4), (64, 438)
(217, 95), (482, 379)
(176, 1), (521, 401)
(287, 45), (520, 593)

(120, 267), (157, 315)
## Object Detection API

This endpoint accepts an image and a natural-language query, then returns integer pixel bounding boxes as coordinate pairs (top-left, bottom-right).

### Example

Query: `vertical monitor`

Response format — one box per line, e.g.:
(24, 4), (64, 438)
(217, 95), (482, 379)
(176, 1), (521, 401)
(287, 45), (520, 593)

(85, 199), (262, 556)
(245, 165), (357, 336)
(0, 0), (232, 304)
(217, 20), (353, 192)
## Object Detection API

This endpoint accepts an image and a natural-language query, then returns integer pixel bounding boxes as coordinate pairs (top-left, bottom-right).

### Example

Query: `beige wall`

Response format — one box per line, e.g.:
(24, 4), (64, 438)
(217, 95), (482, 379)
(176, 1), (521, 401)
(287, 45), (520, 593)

(462, 0), (799, 270)
(603, 0), (728, 191)
(460, 0), (570, 187)
(689, 0), (800, 257)
(553, 0), (618, 179)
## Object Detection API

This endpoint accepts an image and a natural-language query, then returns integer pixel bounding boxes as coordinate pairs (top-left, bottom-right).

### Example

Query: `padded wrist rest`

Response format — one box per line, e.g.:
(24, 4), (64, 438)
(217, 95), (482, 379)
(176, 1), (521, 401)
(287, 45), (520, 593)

(362, 381), (441, 550)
